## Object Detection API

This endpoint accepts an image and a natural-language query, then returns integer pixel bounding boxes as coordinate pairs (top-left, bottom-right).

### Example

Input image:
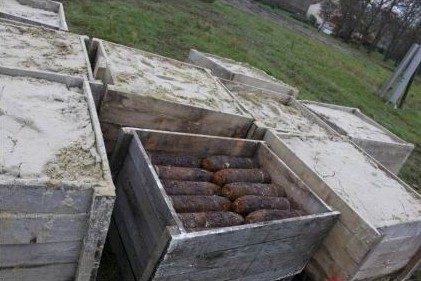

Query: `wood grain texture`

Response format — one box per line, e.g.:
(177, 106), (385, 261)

(99, 86), (253, 138)
(0, 241), (82, 267)
(0, 213), (87, 245)
(0, 185), (92, 214)
(0, 263), (77, 281)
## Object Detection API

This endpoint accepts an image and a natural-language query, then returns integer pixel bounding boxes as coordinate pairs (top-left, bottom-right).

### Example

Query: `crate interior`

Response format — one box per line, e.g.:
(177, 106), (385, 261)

(137, 130), (330, 233)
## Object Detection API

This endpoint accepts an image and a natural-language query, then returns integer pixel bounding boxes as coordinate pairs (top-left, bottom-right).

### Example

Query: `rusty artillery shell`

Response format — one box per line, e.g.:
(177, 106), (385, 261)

(245, 209), (304, 224)
(161, 180), (221, 196)
(221, 183), (284, 201)
(178, 212), (244, 229)
(202, 155), (257, 172)
(212, 169), (271, 186)
(155, 166), (213, 182)
(170, 195), (231, 213)
(232, 195), (290, 215)
(148, 152), (200, 167)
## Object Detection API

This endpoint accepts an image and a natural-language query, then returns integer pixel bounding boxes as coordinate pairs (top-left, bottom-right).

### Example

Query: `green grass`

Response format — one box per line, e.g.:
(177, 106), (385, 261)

(65, 0), (421, 190)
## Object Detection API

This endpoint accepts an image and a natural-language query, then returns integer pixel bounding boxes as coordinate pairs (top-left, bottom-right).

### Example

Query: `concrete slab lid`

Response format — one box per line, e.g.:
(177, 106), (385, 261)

(0, 74), (104, 185)
(281, 136), (421, 228)
(305, 103), (401, 144)
(0, 22), (88, 78)
(0, 0), (61, 28)
(102, 41), (246, 116)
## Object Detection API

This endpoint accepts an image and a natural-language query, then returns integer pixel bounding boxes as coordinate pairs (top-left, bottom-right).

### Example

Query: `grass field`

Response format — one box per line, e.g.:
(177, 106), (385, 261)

(65, 0), (421, 190)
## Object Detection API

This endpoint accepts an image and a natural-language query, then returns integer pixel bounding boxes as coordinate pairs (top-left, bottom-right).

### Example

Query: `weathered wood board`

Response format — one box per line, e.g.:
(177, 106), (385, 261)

(188, 49), (299, 97)
(109, 128), (339, 281)
(302, 101), (414, 174)
(0, 66), (115, 281)
(264, 132), (421, 281)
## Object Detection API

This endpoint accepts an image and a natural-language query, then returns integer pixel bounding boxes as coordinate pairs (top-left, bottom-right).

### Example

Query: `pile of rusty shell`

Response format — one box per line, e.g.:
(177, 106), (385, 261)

(148, 152), (201, 167)
(155, 166), (213, 182)
(170, 195), (231, 213)
(221, 183), (284, 201)
(212, 169), (271, 186)
(161, 180), (221, 196)
(245, 209), (305, 224)
(178, 211), (244, 229)
(202, 155), (257, 172)
(232, 195), (290, 215)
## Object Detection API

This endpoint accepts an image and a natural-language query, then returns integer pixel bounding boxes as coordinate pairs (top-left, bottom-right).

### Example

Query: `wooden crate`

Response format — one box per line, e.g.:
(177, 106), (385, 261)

(220, 79), (337, 139)
(0, 22), (93, 80)
(302, 101), (414, 174)
(0, 0), (68, 31)
(264, 132), (421, 281)
(108, 128), (339, 281)
(188, 49), (299, 97)
(88, 39), (254, 154)
(0, 66), (115, 281)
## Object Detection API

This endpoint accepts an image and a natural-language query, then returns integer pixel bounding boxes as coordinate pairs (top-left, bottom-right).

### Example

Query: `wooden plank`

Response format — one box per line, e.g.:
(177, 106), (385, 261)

(74, 194), (114, 281)
(100, 121), (121, 155)
(0, 241), (82, 267)
(74, 80), (115, 281)
(109, 128), (133, 178)
(0, 185), (92, 214)
(155, 213), (336, 280)
(0, 263), (77, 281)
(155, 233), (319, 278)
(0, 213), (87, 245)
(107, 218), (136, 281)
(136, 128), (260, 158)
(113, 175), (155, 277)
(393, 246), (421, 281)
(0, 66), (83, 88)
(99, 87), (253, 138)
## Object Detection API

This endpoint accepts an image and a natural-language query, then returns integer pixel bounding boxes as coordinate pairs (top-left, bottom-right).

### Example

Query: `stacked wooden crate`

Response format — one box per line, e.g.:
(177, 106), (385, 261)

(302, 101), (414, 175)
(264, 132), (421, 280)
(109, 128), (339, 281)
(0, 22), (115, 281)
(86, 39), (254, 154)
(0, 0), (68, 31)
(220, 79), (337, 139)
(188, 49), (299, 97)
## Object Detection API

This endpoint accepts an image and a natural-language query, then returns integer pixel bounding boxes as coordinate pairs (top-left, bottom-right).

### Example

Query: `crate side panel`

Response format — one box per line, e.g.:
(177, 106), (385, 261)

(0, 263), (77, 281)
(99, 89), (253, 139)
(154, 214), (337, 280)
(0, 185), (93, 214)
(0, 241), (82, 267)
(0, 213), (88, 245)
(136, 129), (260, 158)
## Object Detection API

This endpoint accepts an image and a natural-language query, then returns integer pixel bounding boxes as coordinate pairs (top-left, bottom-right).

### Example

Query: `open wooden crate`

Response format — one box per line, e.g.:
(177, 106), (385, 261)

(0, 0), (68, 31)
(86, 39), (254, 154)
(264, 132), (421, 281)
(109, 128), (339, 281)
(302, 101), (414, 174)
(188, 49), (299, 97)
(0, 66), (115, 281)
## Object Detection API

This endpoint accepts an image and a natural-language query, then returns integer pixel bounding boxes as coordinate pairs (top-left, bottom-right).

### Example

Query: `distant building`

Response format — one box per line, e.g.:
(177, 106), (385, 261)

(256, 0), (320, 15)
